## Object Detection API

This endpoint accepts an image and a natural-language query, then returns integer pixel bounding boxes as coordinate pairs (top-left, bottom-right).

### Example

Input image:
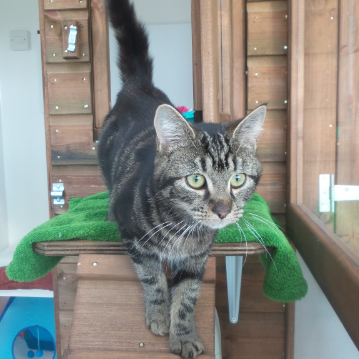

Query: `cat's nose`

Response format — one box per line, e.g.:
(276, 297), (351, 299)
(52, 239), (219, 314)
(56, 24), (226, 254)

(212, 201), (231, 219)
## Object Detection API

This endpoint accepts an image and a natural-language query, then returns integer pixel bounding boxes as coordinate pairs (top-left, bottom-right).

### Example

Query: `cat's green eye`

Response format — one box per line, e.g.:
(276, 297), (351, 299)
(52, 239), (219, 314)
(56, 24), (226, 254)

(187, 174), (206, 189)
(230, 173), (246, 188)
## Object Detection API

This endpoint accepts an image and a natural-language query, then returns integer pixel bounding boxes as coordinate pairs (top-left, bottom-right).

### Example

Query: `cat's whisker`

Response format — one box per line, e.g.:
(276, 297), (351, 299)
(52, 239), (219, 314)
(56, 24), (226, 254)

(248, 213), (281, 229)
(138, 221), (170, 243)
(163, 222), (188, 252)
(183, 223), (198, 248)
(247, 213), (282, 239)
(153, 188), (166, 198)
(171, 224), (195, 255)
(241, 218), (277, 271)
(139, 222), (174, 249)
(168, 225), (189, 257)
(154, 221), (184, 250)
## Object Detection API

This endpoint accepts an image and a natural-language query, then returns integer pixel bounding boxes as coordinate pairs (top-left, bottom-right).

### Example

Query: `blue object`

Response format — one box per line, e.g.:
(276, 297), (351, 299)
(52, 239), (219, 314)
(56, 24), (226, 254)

(35, 350), (43, 357)
(0, 297), (56, 359)
(182, 110), (195, 123)
(27, 351), (34, 358)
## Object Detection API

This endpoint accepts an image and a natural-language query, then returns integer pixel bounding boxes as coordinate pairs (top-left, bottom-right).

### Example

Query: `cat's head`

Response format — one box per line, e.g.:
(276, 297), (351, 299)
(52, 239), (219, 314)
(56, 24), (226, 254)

(153, 104), (266, 229)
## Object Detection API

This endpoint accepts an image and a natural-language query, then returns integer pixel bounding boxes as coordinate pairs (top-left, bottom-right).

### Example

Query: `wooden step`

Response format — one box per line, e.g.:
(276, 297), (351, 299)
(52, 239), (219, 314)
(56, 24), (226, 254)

(66, 255), (216, 357)
(64, 350), (214, 359)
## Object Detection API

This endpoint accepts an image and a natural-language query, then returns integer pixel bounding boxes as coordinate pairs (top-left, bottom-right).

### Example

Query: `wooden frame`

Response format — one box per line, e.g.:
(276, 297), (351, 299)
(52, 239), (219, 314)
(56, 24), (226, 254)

(287, 0), (359, 349)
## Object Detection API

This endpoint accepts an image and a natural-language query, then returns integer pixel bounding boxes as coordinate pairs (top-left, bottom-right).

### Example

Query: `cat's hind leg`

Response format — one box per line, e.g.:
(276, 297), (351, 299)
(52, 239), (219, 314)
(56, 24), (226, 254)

(169, 255), (208, 358)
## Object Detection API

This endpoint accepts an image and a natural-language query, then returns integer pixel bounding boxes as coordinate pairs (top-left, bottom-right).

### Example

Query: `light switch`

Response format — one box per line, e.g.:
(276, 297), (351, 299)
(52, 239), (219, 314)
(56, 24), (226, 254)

(10, 30), (31, 51)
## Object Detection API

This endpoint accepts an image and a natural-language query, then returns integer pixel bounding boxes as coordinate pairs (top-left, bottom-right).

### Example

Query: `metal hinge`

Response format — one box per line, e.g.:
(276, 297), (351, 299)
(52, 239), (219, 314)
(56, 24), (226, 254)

(51, 183), (65, 205)
(319, 174), (359, 213)
(67, 25), (77, 52)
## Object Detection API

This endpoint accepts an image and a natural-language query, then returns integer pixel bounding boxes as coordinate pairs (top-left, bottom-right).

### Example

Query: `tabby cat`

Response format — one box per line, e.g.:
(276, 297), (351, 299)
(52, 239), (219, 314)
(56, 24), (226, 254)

(99, 0), (266, 357)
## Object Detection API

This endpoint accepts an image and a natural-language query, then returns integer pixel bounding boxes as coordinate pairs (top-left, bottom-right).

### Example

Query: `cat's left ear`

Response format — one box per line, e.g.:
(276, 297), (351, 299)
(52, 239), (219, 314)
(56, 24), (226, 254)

(154, 104), (197, 154)
(229, 105), (266, 151)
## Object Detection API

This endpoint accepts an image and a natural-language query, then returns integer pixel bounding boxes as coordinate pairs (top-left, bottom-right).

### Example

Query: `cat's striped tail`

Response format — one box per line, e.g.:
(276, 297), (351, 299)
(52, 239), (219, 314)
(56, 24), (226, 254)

(107, 0), (153, 86)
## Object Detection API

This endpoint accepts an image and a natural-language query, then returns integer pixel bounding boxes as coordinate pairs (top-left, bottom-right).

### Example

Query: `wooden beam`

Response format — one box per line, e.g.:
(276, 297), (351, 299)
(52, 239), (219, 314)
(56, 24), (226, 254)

(91, 0), (111, 132)
(287, 0), (305, 204)
(232, 0), (246, 119)
(200, 0), (220, 123)
(191, 0), (203, 111)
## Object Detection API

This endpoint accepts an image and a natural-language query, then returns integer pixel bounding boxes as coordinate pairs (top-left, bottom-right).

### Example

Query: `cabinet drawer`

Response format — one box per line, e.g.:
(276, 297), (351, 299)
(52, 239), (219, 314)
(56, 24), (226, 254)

(47, 63), (92, 115)
(44, 10), (90, 63)
(44, 0), (88, 11)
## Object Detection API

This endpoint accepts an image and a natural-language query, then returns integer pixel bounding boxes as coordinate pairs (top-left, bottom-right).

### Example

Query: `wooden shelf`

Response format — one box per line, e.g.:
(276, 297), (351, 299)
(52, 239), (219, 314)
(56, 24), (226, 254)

(33, 240), (271, 257)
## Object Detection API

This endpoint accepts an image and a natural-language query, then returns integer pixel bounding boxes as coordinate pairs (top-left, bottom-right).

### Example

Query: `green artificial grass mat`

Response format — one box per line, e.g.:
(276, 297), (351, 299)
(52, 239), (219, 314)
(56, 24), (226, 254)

(6, 192), (307, 302)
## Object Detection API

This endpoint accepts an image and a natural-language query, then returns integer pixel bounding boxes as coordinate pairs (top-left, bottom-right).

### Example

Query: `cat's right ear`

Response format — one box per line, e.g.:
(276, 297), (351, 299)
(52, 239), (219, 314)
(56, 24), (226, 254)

(154, 104), (197, 154)
(228, 105), (266, 151)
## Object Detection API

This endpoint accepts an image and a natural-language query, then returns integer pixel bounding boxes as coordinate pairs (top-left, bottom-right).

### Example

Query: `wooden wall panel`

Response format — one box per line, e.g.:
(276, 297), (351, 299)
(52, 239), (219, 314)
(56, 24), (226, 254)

(257, 110), (287, 162)
(216, 256), (286, 359)
(248, 1), (288, 56)
(247, 56), (287, 110)
(44, 10), (90, 63)
(52, 166), (106, 215)
(47, 63), (92, 115)
(256, 162), (286, 213)
(44, 0), (88, 11)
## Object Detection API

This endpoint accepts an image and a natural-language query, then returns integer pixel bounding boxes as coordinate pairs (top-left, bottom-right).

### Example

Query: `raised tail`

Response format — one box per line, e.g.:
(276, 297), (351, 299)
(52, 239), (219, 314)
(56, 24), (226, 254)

(107, 0), (153, 86)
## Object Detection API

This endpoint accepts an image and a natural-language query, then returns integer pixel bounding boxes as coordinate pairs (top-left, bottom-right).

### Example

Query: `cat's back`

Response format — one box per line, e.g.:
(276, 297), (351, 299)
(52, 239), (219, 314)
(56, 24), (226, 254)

(98, 82), (172, 190)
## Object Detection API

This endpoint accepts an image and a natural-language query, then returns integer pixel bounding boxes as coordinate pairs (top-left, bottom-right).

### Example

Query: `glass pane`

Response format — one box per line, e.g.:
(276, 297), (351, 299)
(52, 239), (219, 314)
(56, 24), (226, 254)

(335, 0), (359, 257)
(302, 0), (359, 259)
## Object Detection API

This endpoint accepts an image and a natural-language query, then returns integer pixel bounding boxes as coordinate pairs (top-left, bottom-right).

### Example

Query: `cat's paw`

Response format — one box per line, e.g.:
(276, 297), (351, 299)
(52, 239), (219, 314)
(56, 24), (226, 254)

(146, 310), (170, 336)
(169, 336), (204, 358)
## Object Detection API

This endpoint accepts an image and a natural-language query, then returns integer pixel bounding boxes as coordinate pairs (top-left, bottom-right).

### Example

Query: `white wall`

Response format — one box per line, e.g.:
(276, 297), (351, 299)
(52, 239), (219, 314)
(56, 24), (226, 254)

(295, 253), (359, 359)
(0, 0), (49, 255)
(0, 103), (9, 252)
(109, 1), (193, 109)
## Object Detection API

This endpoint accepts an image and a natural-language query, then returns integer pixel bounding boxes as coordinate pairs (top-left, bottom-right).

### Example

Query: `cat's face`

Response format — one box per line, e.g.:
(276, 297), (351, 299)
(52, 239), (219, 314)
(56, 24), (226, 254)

(153, 105), (265, 230)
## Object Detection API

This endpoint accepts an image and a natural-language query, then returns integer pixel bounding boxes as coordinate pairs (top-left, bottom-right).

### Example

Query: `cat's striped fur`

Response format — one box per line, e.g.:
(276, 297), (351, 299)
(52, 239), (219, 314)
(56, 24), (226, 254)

(99, 1), (266, 357)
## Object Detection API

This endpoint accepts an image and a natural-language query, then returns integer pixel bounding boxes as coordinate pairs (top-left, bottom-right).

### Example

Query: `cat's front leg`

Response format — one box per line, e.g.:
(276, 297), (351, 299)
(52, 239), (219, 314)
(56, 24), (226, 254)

(169, 255), (208, 358)
(130, 251), (171, 336)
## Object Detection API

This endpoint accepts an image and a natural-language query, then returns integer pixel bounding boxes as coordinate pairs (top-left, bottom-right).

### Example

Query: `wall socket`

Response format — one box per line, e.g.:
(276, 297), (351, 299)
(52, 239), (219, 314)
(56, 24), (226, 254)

(10, 30), (31, 51)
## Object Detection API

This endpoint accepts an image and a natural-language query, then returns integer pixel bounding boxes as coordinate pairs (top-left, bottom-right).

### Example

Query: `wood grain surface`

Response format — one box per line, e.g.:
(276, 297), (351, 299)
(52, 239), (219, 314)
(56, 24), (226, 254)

(34, 241), (273, 257)
(247, 1), (288, 56)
